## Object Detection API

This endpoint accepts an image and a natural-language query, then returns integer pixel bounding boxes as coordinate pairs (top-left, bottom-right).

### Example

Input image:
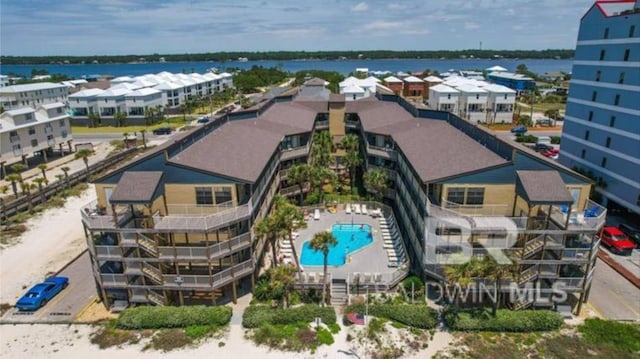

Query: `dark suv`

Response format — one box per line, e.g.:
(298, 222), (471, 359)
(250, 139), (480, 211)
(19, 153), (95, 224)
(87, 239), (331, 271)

(534, 143), (553, 152)
(152, 127), (172, 135)
(618, 223), (640, 248)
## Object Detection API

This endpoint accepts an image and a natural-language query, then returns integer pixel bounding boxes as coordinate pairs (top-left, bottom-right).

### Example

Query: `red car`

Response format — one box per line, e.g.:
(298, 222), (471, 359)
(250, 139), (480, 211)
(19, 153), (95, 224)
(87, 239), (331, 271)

(599, 227), (635, 255)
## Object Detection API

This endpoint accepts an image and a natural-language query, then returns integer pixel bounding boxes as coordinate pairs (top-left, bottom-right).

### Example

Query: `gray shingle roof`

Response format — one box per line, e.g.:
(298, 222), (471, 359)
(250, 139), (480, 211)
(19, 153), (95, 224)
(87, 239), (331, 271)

(109, 171), (163, 203)
(516, 170), (574, 204)
(387, 120), (507, 183)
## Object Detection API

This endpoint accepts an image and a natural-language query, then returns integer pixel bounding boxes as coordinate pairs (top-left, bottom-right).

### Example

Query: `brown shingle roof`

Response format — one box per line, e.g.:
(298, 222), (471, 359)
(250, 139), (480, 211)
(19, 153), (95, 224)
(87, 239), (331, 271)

(386, 120), (507, 183)
(294, 100), (328, 113)
(516, 170), (574, 204)
(355, 101), (415, 132)
(329, 93), (345, 103)
(258, 102), (317, 133)
(109, 171), (163, 203)
(169, 121), (283, 183)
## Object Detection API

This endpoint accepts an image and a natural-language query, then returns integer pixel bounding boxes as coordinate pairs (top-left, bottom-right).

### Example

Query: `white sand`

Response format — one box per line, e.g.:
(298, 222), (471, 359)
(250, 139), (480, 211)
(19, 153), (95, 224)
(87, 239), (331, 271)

(0, 186), (96, 304)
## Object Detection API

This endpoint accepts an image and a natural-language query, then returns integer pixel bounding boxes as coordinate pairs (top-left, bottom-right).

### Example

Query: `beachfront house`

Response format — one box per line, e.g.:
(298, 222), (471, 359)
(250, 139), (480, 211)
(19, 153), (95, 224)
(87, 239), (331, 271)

(0, 82), (69, 111)
(427, 84), (460, 113)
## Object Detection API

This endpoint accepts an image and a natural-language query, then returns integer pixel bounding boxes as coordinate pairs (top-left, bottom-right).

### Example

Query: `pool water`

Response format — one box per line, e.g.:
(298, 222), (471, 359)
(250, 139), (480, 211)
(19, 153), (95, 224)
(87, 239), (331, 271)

(300, 224), (373, 266)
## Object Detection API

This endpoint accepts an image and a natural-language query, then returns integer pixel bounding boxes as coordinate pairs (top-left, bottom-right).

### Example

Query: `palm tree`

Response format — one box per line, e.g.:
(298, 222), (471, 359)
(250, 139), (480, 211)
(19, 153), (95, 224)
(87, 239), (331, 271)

(87, 112), (101, 128)
(544, 109), (560, 126)
(11, 164), (26, 181)
(75, 149), (94, 180)
(37, 163), (48, 181)
(54, 174), (64, 194)
(444, 257), (482, 309)
(309, 167), (336, 205)
(309, 231), (338, 306)
(287, 163), (311, 205)
(5, 174), (21, 198)
(269, 265), (297, 308)
(114, 112), (128, 127)
(256, 215), (285, 269)
(342, 150), (361, 194)
(20, 180), (36, 212)
(61, 166), (71, 189)
(144, 107), (156, 126)
(480, 255), (520, 317)
(274, 196), (307, 276)
(140, 129), (148, 149)
(311, 130), (333, 168)
(33, 177), (47, 205)
(0, 185), (8, 221)
(363, 168), (388, 202)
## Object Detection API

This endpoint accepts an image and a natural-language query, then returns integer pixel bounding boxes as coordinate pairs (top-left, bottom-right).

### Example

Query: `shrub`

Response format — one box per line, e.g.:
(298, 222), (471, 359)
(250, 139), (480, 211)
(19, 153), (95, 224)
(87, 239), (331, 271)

(444, 308), (563, 332)
(550, 136), (561, 144)
(242, 305), (336, 328)
(578, 318), (640, 353)
(402, 275), (425, 295)
(149, 329), (192, 352)
(316, 327), (334, 345)
(327, 322), (341, 334)
(116, 305), (232, 330)
(515, 134), (538, 143)
(345, 304), (438, 329)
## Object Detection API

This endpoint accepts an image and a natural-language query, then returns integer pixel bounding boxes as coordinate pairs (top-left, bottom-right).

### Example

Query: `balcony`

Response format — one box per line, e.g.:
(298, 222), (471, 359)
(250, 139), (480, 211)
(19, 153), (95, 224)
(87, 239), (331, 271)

(100, 274), (127, 287)
(366, 143), (396, 161)
(281, 144), (310, 161)
(163, 259), (254, 290)
(543, 199), (606, 231)
(439, 199), (511, 217)
(10, 135), (20, 143)
(81, 200), (133, 230)
(280, 182), (311, 196)
(157, 232), (252, 260)
(154, 203), (251, 232)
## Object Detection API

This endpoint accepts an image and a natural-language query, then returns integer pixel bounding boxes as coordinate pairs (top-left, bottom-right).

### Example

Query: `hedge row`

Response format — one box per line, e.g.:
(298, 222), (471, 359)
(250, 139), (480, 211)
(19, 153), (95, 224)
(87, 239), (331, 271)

(345, 304), (438, 329)
(116, 305), (232, 330)
(242, 305), (337, 328)
(444, 308), (563, 332)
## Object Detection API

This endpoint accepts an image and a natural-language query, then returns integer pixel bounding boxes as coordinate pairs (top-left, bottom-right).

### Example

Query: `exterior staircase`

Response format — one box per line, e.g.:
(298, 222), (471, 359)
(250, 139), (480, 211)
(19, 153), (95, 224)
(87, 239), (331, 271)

(330, 279), (348, 306)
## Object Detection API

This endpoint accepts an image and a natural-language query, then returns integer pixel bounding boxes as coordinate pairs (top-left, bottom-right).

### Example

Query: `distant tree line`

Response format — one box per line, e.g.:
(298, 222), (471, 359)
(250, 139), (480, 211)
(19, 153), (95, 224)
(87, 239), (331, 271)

(0, 49), (574, 65)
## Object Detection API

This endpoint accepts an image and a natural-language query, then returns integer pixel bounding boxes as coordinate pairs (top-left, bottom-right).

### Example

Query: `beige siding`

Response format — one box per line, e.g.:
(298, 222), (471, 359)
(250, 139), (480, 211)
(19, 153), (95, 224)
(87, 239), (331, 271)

(441, 184), (516, 216)
(164, 184), (238, 213)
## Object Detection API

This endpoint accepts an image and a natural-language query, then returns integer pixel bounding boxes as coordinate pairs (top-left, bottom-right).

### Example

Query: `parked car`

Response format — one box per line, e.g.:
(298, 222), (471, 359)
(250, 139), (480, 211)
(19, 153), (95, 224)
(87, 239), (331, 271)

(196, 116), (210, 124)
(535, 143), (554, 152)
(510, 125), (528, 135)
(598, 226), (635, 255)
(152, 127), (172, 135)
(536, 118), (553, 127)
(15, 276), (69, 311)
(536, 136), (552, 145)
(618, 223), (640, 248)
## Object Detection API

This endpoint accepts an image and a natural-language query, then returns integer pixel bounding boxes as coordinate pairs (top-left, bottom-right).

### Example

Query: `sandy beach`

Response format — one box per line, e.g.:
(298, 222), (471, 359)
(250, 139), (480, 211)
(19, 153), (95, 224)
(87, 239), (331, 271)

(0, 186), (95, 304)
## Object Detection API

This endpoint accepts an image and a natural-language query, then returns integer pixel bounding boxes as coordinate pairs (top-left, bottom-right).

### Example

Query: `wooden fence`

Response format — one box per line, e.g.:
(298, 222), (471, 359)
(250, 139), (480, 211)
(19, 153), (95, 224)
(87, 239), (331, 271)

(1, 148), (136, 222)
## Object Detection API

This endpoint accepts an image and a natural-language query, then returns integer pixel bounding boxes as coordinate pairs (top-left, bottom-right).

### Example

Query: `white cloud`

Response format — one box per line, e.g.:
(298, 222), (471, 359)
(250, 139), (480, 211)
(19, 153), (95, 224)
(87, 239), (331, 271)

(351, 2), (368, 12)
(363, 21), (402, 31)
(401, 29), (431, 35)
(512, 24), (524, 30)
(464, 22), (480, 30)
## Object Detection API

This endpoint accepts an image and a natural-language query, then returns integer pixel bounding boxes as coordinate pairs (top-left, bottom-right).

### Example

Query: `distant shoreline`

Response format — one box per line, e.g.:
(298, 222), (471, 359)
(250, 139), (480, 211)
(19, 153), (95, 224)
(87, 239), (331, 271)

(0, 49), (574, 65)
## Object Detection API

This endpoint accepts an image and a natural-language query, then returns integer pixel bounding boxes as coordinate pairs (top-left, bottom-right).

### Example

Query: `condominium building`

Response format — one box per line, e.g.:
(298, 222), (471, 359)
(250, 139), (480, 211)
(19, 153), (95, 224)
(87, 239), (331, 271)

(0, 82), (69, 111)
(68, 71), (234, 125)
(559, 0), (640, 215)
(486, 71), (535, 95)
(82, 86), (604, 312)
(0, 102), (73, 174)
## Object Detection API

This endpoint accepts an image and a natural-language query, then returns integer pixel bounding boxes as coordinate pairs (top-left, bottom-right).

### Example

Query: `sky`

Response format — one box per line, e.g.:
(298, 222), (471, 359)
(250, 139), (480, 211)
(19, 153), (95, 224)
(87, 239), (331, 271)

(1, 0), (597, 56)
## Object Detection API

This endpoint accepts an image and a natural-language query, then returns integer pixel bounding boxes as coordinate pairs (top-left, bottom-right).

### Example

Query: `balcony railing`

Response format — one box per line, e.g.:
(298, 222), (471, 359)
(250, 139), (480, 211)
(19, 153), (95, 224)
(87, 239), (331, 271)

(81, 200), (133, 230)
(544, 199), (606, 230)
(157, 232), (251, 260)
(366, 143), (396, 160)
(101, 274), (127, 287)
(95, 245), (121, 260)
(10, 135), (20, 143)
(280, 143), (310, 161)
(154, 203), (251, 232)
(162, 259), (254, 289)
(440, 199), (511, 217)
(280, 182), (311, 196)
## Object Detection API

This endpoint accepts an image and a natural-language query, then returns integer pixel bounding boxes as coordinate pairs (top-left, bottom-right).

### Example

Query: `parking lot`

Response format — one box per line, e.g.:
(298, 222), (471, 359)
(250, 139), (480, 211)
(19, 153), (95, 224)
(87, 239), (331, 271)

(1, 252), (97, 323)
(588, 258), (640, 321)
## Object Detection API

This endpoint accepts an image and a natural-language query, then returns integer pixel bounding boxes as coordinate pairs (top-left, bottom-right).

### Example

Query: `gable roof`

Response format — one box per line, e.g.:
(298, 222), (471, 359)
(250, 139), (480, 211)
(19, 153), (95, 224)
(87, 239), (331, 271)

(109, 171), (164, 203)
(516, 170), (574, 204)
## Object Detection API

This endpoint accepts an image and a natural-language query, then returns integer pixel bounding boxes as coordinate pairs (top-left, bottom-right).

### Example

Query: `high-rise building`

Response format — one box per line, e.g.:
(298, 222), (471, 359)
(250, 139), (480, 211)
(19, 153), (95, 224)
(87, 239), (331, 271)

(559, 0), (640, 215)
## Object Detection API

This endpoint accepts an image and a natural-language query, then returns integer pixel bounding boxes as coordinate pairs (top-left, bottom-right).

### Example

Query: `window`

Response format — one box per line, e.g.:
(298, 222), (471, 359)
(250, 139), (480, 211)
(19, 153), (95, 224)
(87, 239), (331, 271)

(588, 111), (593, 122)
(31, 139), (38, 147)
(599, 49), (606, 60)
(630, 25), (636, 38)
(585, 130), (590, 140)
(59, 119), (65, 127)
(62, 130), (68, 138)
(591, 91), (597, 101)
(605, 137), (611, 148)
(28, 127), (36, 135)
(12, 144), (21, 155)
(475, 94), (479, 99)
(595, 70), (601, 81)
(618, 72), (625, 84)
(214, 187), (232, 204)
(603, 27), (609, 39)
(447, 94), (451, 100)
(25, 113), (32, 120)
(504, 94), (508, 100)
(466, 188), (485, 205)
(446, 188), (465, 205)
(581, 149), (586, 159)
(56, 107), (62, 114)
(610, 116), (616, 127)
(614, 94), (620, 106)
(195, 187), (213, 205)
(601, 157), (607, 168)
(624, 49), (630, 61)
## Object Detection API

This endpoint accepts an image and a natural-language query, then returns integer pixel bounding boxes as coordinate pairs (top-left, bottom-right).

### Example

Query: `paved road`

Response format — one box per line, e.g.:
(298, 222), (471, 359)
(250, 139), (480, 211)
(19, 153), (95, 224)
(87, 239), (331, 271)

(1, 251), (97, 323)
(588, 258), (640, 321)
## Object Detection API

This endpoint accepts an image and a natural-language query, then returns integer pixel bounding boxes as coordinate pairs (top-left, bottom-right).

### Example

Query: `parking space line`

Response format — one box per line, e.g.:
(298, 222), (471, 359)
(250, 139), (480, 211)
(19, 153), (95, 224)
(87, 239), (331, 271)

(73, 295), (97, 320)
(608, 289), (640, 318)
(34, 284), (73, 321)
(585, 302), (604, 318)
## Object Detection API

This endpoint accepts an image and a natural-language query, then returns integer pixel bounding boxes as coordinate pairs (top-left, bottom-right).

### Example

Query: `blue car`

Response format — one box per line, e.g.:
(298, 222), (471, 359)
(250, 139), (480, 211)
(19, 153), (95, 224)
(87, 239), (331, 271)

(15, 276), (69, 311)
(510, 125), (528, 135)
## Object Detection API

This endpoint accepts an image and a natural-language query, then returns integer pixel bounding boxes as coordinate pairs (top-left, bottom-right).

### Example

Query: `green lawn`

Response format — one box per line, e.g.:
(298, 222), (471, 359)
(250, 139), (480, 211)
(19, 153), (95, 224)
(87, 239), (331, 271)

(71, 117), (193, 134)
(516, 102), (565, 114)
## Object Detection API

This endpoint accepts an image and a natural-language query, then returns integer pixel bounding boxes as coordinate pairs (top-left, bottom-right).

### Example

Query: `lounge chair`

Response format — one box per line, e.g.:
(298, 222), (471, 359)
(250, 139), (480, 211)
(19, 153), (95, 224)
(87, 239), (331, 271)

(370, 208), (382, 217)
(374, 273), (382, 283)
(354, 204), (361, 214)
(361, 204), (368, 215)
(346, 203), (352, 214)
(313, 209), (320, 220)
(307, 272), (316, 283)
(363, 273), (372, 283)
(383, 242), (396, 249)
(280, 240), (292, 249)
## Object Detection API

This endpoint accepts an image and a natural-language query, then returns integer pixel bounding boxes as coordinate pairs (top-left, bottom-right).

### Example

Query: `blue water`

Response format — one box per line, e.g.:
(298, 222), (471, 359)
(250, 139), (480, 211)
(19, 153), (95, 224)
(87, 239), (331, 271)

(300, 224), (373, 266)
(0, 59), (573, 79)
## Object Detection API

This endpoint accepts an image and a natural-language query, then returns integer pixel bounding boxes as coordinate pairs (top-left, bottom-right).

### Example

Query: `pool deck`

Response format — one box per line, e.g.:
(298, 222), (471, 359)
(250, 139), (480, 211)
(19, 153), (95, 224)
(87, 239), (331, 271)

(289, 208), (403, 282)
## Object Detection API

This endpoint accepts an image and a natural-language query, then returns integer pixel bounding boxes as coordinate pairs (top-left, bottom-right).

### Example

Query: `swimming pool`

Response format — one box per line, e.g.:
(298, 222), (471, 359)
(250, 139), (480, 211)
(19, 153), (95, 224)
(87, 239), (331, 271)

(300, 223), (373, 266)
